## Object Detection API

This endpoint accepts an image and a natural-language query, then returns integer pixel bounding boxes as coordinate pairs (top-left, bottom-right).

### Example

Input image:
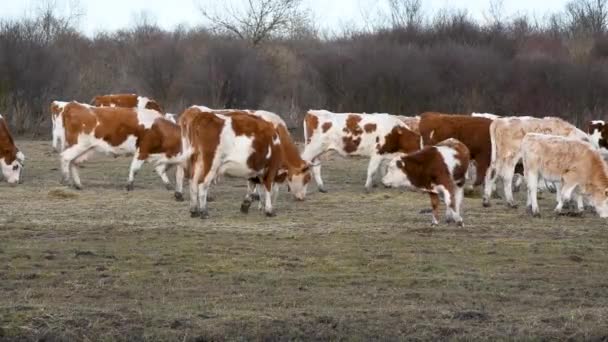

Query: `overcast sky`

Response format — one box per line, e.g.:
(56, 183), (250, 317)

(2, 0), (571, 36)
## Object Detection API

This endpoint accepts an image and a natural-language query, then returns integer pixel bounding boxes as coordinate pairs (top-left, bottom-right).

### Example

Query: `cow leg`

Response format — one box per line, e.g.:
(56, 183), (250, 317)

(189, 163), (203, 217)
(127, 152), (146, 191)
(174, 165), (185, 202)
(365, 155), (383, 192)
(60, 144), (89, 187)
(502, 163), (518, 208)
(241, 180), (258, 214)
(482, 163), (496, 207)
(263, 181), (276, 217)
(453, 186), (465, 227)
(154, 163), (173, 191)
(312, 160), (327, 193)
(526, 169), (540, 217)
(197, 181), (211, 219)
(556, 182), (577, 216)
(429, 193), (440, 226)
(554, 182), (564, 214)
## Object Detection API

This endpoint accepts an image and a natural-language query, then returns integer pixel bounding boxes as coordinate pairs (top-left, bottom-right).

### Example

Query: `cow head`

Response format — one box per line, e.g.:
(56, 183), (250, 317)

(382, 154), (413, 189)
(1, 150), (24, 185)
(286, 163), (311, 201)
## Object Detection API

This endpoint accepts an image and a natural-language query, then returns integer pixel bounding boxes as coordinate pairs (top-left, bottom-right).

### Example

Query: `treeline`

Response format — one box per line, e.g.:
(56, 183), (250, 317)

(2, 0), (608, 136)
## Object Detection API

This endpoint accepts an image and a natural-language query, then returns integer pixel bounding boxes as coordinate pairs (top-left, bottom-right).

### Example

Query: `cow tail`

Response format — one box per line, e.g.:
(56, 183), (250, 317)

(303, 114), (309, 145)
(489, 121), (498, 176)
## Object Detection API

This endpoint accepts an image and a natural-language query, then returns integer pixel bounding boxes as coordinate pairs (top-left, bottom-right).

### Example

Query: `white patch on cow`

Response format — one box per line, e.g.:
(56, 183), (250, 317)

(436, 146), (459, 175)
(16, 151), (25, 162)
(137, 96), (150, 109)
(273, 134), (280, 145)
(192, 105), (213, 112)
(164, 113), (176, 123)
(253, 110), (287, 128)
(0, 157), (21, 184)
(266, 148), (272, 159)
(590, 128), (603, 149)
(592, 120), (605, 125)
(110, 103), (116, 107)
(472, 112), (500, 120)
(218, 135), (257, 178)
(430, 130), (435, 140)
(136, 109), (162, 129)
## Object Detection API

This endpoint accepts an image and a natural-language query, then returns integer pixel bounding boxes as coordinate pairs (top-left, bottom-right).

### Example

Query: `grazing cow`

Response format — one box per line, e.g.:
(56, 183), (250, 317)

(179, 106), (312, 202)
(397, 115), (420, 134)
(0, 114), (24, 185)
(418, 112), (493, 205)
(60, 102), (182, 192)
(91, 93), (163, 113)
(522, 133), (608, 218)
(180, 110), (283, 218)
(302, 110), (420, 192)
(486, 116), (590, 208)
(382, 138), (470, 227)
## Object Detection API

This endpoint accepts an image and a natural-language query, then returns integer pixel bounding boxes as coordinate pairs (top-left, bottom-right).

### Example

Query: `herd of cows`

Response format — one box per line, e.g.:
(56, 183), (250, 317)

(2, 93), (608, 227)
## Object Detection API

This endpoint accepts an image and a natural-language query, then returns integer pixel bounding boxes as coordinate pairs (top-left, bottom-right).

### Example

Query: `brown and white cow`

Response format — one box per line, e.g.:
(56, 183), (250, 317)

(179, 106), (312, 203)
(486, 116), (591, 208)
(180, 110), (283, 218)
(59, 102), (182, 192)
(0, 114), (24, 185)
(50, 101), (70, 152)
(302, 110), (420, 192)
(91, 93), (163, 113)
(522, 133), (608, 218)
(419, 112), (493, 205)
(382, 138), (470, 227)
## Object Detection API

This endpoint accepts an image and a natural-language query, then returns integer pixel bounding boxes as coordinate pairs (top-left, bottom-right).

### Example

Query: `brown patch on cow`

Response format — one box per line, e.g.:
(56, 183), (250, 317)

(229, 113), (280, 172)
(322, 122), (332, 133)
(185, 111), (226, 183)
(304, 113), (319, 144)
(419, 112), (492, 186)
(378, 126), (421, 155)
(364, 123), (377, 133)
(0, 117), (18, 164)
(92, 94), (163, 113)
(137, 118), (182, 160)
(342, 136), (362, 153)
(343, 115), (363, 135)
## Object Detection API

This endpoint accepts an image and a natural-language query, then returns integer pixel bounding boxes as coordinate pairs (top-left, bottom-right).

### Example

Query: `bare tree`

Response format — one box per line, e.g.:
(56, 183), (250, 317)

(566, 0), (608, 35)
(387, 0), (423, 28)
(199, 0), (309, 46)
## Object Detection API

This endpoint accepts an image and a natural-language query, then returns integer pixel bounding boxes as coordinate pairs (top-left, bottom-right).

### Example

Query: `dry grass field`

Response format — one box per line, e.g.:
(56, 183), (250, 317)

(1, 140), (608, 341)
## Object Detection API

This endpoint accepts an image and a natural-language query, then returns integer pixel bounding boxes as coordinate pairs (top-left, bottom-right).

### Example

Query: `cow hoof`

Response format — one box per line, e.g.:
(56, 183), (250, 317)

(174, 192), (184, 202)
(265, 211), (276, 217)
(126, 183), (134, 191)
(533, 212), (541, 218)
(73, 184), (83, 191)
(526, 206), (533, 215)
(60, 178), (70, 186)
(240, 200), (252, 214)
(251, 193), (260, 201)
(200, 210), (209, 219)
(190, 210), (199, 218)
(507, 203), (518, 209)
(445, 217), (455, 224)
(164, 183), (174, 191)
(482, 198), (491, 208)
(457, 221), (464, 228)
(318, 187), (328, 193)
(431, 222), (438, 227)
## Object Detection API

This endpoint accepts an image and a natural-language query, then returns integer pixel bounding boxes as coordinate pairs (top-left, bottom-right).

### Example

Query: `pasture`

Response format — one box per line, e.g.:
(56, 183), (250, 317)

(1, 140), (608, 341)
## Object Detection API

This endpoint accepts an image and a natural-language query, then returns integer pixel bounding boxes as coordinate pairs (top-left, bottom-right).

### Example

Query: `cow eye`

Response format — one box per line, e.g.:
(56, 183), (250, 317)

(12, 164), (19, 171)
